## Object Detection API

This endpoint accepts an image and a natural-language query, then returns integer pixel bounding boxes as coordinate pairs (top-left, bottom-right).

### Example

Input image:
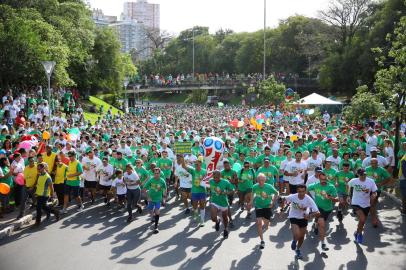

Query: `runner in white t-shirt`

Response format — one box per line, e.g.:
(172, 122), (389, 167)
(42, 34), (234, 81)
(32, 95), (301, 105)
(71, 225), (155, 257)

(281, 184), (319, 260)
(97, 157), (114, 205)
(174, 154), (193, 214)
(347, 169), (378, 244)
(124, 164), (142, 223)
(82, 149), (102, 204)
(111, 170), (127, 207)
(284, 152), (307, 194)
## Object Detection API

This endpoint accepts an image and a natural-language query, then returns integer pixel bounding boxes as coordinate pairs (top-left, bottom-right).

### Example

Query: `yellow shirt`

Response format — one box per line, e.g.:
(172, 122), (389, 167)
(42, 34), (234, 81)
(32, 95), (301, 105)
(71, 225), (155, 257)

(66, 160), (83, 186)
(55, 164), (67, 184)
(23, 164), (38, 188)
(42, 152), (57, 172)
(35, 173), (52, 197)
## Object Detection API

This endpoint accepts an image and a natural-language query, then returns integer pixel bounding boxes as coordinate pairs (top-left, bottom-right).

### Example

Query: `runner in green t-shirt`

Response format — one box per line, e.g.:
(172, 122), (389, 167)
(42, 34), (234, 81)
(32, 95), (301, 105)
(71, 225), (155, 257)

(157, 151), (173, 181)
(334, 162), (355, 222)
(144, 167), (167, 234)
(366, 158), (392, 227)
(307, 171), (338, 254)
(221, 160), (238, 228)
(209, 170), (235, 239)
(238, 161), (256, 218)
(249, 173), (279, 249)
(181, 158), (207, 226)
(256, 158), (279, 185)
(323, 161), (337, 185)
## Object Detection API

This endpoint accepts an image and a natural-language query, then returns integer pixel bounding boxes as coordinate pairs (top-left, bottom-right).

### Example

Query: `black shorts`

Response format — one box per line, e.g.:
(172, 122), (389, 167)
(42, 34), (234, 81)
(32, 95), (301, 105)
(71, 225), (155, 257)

(228, 194), (234, 205)
(64, 185), (80, 197)
(98, 184), (111, 191)
(376, 190), (381, 199)
(289, 218), (308, 228)
(352, 205), (370, 217)
(255, 208), (272, 220)
(289, 184), (298, 194)
(318, 209), (332, 221)
(117, 194), (126, 201)
(180, 187), (191, 193)
(84, 180), (97, 189)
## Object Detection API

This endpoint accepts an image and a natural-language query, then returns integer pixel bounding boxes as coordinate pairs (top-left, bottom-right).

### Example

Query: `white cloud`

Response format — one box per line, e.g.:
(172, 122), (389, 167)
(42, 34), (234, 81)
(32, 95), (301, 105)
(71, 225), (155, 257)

(88, 0), (330, 34)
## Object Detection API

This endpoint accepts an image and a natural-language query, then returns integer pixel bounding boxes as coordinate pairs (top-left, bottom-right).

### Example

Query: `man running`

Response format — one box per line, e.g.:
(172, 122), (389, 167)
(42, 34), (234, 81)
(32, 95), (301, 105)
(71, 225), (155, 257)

(281, 185), (319, 259)
(347, 169), (378, 244)
(249, 173), (278, 249)
(335, 162), (354, 222)
(209, 170), (235, 239)
(307, 171), (338, 256)
(144, 167), (167, 234)
(221, 160), (238, 228)
(174, 154), (193, 214)
(238, 161), (255, 218)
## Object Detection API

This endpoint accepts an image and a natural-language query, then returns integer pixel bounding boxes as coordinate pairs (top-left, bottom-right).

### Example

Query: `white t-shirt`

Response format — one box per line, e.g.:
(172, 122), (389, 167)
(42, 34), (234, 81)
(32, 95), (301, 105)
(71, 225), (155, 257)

(174, 163), (192, 188)
(361, 155), (388, 168)
(123, 171), (140, 190)
(348, 177), (377, 208)
(285, 160), (307, 185)
(326, 156), (341, 170)
(280, 158), (292, 183)
(112, 177), (127, 195)
(366, 135), (378, 156)
(306, 157), (322, 177)
(285, 193), (319, 219)
(81, 156), (102, 181)
(384, 147), (395, 166)
(11, 159), (25, 174)
(98, 163), (114, 186)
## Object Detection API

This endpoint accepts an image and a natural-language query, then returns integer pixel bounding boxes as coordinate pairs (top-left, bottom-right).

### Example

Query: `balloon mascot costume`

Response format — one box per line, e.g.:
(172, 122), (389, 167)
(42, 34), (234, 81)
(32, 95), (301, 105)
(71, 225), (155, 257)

(201, 137), (225, 184)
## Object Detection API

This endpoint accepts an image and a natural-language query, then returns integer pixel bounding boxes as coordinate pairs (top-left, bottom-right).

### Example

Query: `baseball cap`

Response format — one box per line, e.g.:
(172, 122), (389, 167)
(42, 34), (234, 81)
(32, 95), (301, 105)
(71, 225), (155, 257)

(264, 157), (270, 162)
(315, 166), (323, 173)
(357, 168), (366, 175)
(370, 147), (378, 152)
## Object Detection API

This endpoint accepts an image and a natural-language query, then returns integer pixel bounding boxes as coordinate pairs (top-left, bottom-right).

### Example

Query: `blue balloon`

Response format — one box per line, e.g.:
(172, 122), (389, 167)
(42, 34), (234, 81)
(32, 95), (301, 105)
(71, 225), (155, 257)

(257, 119), (264, 124)
(151, 116), (157, 124)
(249, 109), (257, 116)
(304, 109), (310, 115)
(265, 111), (271, 118)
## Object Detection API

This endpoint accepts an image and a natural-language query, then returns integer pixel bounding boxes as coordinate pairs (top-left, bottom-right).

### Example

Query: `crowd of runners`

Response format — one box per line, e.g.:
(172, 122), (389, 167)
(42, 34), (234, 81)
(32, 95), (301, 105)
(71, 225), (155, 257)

(0, 89), (406, 260)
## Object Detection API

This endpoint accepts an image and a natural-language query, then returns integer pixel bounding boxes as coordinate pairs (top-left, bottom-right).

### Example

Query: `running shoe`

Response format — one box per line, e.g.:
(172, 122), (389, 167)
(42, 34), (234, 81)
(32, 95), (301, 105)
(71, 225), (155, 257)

(215, 220), (220, 231)
(295, 249), (303, 260)
(321, 243), (329, 251)
(223, 229), (229, 239)
(337, 211), (343, 222)
(356, 233), (363, 244)
(291, 240), (297, 250)
(185, 208), (191, 214)
(259, 240), (265, 249)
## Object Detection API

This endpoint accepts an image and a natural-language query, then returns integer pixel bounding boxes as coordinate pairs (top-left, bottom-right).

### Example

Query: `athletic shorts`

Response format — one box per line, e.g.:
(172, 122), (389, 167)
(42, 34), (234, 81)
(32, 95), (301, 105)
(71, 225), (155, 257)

(64, 185), (80, 197)
(227, 194), (234, 205)
(318, 209), (332, 221)
(278, 175), (285, 183)
(191, 192), (206, 201)
(352, 205), (370, 217)
(400, 180), (406, 198)
(98, 184), (111, 191)
(147, 201), (161, 210)
(211, 202), (228, 212)
(238, 188), (253, 197)
(337, 192), (348, 199)
(117, 194), (126, 201)
(289, 184), (298, 194)
(289, 218), (308, 228)
(180, 187), (191, 193)
(255, 208), (272, 220)
(84, 180), (97, 189)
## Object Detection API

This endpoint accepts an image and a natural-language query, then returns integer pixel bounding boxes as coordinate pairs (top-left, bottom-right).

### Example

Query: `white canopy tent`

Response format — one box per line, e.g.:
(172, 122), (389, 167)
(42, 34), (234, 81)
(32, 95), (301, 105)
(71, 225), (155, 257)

(295, 93), (342, 105)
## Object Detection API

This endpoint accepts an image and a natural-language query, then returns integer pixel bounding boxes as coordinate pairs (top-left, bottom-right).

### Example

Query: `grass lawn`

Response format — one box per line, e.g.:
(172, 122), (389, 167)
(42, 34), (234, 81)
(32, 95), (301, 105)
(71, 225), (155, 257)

(83, 96), (123, 124)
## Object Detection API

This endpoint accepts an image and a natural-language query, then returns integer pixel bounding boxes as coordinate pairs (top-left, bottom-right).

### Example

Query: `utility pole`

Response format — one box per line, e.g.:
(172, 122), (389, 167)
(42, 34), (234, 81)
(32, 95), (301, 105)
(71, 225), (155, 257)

(263, 0), (266, 80)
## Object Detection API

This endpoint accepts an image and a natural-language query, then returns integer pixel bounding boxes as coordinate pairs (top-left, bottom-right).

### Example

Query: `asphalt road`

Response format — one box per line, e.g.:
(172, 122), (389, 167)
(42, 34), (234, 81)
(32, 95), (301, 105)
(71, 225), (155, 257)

(1, 195), (405, 270)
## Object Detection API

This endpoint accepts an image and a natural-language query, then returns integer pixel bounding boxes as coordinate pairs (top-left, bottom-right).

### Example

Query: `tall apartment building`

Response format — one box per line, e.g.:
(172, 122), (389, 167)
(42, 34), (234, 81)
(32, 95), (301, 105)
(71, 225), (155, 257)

(122, 0), (160, 30)
(92, 8), (117, 27)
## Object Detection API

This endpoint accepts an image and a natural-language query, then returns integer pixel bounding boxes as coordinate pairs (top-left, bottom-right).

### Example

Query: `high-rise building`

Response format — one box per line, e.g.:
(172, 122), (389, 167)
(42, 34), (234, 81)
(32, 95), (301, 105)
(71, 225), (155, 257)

(123, 0), (160, 30)
(92, 8), (117, 27)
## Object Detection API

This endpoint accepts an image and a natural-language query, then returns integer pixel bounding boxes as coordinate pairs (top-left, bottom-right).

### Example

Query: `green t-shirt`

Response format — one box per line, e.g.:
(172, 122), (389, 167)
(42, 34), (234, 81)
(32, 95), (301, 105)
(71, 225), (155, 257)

(157, 158), (172, 178)
(252, 183), (278, 208)
(221, 169), (236, 184)
(335, 170), (355, 194)
(365, 166), (390, 191)
(112, 158), (128, 171)
(209, 178), (235, 207)
(187, 167), (207, 194)
(0, 167), (13, 187)
(135, 166), (149, 186)
(255, 154), (274, 167)
(273, 155), (286, 170)
(238, 168), (255, 191)
(144, 177), (167, 202)
(323, 168), (337, 184)
(256, 165), (279, 185)
(307, 182), (337, 211)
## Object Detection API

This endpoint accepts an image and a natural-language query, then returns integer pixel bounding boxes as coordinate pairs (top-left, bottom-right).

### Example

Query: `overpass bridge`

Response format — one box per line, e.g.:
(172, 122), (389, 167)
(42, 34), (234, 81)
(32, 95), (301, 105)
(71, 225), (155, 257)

(126, 77), (320, 95)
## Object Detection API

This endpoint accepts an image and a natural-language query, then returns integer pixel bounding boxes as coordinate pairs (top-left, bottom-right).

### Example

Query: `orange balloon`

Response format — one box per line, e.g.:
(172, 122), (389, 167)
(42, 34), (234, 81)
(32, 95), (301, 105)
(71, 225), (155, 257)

(42, 131), (50, 140)
(0, 183), (10, 195)
(66, 134), (72, 142)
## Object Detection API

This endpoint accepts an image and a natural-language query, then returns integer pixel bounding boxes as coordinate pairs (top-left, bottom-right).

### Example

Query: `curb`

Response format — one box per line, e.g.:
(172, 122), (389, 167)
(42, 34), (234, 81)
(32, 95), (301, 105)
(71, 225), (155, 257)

(383, 191), (402, 207)
(0, 214), (34, 241)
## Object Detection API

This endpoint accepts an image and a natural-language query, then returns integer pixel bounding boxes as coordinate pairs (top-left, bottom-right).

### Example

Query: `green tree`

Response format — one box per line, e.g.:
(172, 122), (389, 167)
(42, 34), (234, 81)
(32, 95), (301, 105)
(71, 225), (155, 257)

(257, 76), (286, 105)
(374, 15), (406, 164)
(343, 85), (383, 123)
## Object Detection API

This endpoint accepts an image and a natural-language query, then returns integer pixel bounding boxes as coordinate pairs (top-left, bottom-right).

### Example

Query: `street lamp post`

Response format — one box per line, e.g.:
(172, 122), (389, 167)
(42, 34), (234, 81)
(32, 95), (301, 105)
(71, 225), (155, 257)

(263, 0), (267, 80)
(41, 61), (56, 120)
(123, 77), (129, 112)
(192, 27), (195, 81)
